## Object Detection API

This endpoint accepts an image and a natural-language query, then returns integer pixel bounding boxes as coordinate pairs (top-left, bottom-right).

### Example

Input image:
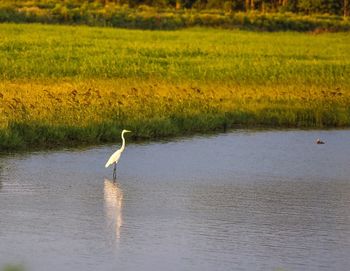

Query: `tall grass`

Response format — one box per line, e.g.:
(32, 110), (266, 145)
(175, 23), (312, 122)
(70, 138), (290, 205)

(1, 24), (349, 85)
(0, 24), (349, 150)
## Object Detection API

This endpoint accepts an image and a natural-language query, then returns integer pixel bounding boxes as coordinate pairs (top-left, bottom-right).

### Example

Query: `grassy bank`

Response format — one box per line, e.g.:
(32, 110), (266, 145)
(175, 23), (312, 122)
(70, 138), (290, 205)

(1, 24), (350, 150)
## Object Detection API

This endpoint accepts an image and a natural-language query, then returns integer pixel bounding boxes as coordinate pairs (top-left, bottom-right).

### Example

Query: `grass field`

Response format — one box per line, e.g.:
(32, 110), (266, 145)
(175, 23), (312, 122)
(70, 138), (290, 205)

(1, 23), (350, 150)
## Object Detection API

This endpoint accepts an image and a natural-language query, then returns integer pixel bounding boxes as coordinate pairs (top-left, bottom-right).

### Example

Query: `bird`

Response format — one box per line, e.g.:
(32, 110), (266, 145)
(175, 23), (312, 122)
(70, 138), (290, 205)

(105, 129), (131, 179)
(316, 138), (325, 144)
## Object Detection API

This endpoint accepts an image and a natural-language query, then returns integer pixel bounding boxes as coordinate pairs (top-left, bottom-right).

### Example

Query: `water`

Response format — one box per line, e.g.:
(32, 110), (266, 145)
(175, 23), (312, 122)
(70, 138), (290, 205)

(1, 130), (350, 271)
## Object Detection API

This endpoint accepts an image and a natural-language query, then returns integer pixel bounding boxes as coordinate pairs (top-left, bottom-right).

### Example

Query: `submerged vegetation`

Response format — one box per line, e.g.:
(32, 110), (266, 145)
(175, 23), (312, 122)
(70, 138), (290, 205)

(0, 23), (350, 150)
(1, 264), (24, 271)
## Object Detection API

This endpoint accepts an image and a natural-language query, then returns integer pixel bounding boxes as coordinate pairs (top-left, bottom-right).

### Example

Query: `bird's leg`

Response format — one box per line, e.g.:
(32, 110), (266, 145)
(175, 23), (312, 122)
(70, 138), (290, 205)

(113, 163), (117, 180)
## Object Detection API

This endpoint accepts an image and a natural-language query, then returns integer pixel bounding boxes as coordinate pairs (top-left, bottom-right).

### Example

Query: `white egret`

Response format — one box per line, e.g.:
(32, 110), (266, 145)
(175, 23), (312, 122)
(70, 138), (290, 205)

(105, 129), (131, 179)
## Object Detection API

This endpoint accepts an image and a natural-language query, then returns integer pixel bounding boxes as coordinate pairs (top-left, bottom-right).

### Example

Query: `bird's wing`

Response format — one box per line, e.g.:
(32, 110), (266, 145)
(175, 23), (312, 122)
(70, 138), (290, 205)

(105, 149), (122, 168)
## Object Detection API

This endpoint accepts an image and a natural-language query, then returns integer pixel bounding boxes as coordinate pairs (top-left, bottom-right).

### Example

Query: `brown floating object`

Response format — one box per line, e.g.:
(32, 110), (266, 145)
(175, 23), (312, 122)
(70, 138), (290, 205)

(316, 138), (325, 144)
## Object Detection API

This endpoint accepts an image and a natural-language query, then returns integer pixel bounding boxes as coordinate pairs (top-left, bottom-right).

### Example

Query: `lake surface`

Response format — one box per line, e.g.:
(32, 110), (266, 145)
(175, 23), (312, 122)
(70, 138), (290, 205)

(1, 130), (350, 271)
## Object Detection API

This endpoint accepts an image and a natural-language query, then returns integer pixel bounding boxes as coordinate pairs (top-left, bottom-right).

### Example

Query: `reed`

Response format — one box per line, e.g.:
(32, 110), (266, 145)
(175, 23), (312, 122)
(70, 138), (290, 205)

(0, 24), (349, 150)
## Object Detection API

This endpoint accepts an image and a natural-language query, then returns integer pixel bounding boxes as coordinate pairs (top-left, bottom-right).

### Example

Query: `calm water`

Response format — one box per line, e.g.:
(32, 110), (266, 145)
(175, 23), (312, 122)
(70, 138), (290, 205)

(1, 130), (350, 271)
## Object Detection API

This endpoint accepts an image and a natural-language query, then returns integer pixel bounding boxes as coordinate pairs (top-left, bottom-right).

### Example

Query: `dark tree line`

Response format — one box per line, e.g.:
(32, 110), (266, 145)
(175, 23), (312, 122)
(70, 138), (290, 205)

(5, 0), (349, 16)
(91, 0), (349, 15)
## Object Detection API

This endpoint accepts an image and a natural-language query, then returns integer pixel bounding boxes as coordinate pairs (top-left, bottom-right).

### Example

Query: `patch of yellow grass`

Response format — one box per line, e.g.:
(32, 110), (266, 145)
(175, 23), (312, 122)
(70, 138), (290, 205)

(1, 79), (349, 131)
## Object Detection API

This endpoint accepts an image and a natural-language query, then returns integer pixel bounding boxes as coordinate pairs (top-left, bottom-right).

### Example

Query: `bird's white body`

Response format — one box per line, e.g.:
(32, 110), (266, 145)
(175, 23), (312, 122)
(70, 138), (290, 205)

(105, 149), (123, 168)
(105, 130), (131, 172)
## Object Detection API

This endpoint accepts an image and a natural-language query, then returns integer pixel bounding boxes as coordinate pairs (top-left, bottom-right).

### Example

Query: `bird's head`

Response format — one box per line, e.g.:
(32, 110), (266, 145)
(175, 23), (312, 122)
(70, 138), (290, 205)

(122, 129), (131, 133)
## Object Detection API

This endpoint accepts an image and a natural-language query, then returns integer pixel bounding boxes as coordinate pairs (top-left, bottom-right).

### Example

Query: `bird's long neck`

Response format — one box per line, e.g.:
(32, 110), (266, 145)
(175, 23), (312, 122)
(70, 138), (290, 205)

(120, 131), (126, 151)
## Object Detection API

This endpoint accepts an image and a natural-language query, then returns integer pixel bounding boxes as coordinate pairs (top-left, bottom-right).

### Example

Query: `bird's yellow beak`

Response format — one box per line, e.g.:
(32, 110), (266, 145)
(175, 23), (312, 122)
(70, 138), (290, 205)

(125, 130), (131, 133)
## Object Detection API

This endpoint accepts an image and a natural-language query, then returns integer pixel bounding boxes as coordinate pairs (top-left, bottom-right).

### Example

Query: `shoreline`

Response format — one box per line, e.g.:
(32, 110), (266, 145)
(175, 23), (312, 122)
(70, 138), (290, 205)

(2, 126), (350, 154)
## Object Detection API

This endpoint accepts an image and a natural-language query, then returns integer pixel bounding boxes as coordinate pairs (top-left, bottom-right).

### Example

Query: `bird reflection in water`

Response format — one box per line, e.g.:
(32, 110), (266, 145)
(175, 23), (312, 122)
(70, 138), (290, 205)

(104, 179), (123, 242)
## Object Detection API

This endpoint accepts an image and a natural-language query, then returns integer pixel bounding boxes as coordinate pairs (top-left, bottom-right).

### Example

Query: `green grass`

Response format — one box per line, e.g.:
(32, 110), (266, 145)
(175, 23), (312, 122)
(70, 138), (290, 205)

(0, 23), (350, 150)
(1, 23), (350, 85)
